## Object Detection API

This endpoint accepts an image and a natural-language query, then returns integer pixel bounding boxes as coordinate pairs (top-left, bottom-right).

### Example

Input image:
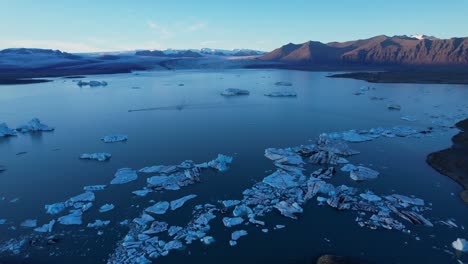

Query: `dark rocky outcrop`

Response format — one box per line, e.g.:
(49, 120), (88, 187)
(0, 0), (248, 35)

(427, 119), (468, 203)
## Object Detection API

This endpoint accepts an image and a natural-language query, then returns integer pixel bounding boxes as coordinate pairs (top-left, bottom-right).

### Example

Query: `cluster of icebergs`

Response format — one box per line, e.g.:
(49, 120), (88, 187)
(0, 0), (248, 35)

(0, 118), (54, 137)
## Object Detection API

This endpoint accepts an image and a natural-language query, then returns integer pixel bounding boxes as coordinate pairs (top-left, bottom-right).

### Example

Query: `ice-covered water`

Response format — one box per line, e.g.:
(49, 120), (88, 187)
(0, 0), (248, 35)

(0, 69), (467, 263)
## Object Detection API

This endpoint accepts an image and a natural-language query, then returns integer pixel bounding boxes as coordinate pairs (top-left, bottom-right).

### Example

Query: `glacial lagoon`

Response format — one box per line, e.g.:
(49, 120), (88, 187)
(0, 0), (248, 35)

(0, 69), (467, 263)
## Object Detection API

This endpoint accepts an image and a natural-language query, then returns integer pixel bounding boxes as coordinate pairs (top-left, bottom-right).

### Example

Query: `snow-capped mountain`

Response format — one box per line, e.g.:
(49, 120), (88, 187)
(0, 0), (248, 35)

(409, 34), (438, 40)
(138, 48), (266, 57)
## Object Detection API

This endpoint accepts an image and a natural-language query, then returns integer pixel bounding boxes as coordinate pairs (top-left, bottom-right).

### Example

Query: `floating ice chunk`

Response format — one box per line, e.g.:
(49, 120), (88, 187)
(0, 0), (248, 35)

(231, 230), (248, 241)
(389, 126), (419, 137)
(132, 189), (151, 197)
(145, 221), (168, 235)
(265, 148), (304, 165)
(274, 201), (303, 219)
(80, 153), (111, 161)
(101, 134), (128, 143)
(69, 192), (95, 203)
(222, 200), (241, 208)
(207, 154), (233, 172)
(139, 165), (166, 173)
(20, 219), (37, 228)
(0, 219), (6, 224)
(385, 194), (425, 207)
(229, 240), (237, 246)
(0, 238), (27, 255)
(163, 240), (183, 251)
(263, 170), (298, 189)
(170, 195), (197, 211)
(401, 116), (417, 122)
(133, 213), (155, 226)
(387, 104), (402, 111)
(341, 130), (374, 142)
(87, 220), (110, 228)
(16, 118), (54, 133)
(201, 236), (215, 245)
(0, 123), (16, 137)
(233, 204), (253, 217)
(34, 220), (55, 233)
(440, 219), (458, 228)
(359, 191), (382, 202)
(77, 80), (108, 87)
(111, 168), (137, 185)
(350, 166), (379, 181)
(145, 201), (170, 215)
(264, 92), (297, 97)
(452, 238), (468, 252)
(341, 164), (357, 172)
(274, 81), (293, 86)
(223, 217), (244, 227)
(58, 210), (82, 225)
(45, 202), (66, 215)
(99, 204), (115, 213)
(83, 185), (107, 191)
(262, 229), (269, 233)
(168, 226), (183, 236)
(221, 88), (250, 96)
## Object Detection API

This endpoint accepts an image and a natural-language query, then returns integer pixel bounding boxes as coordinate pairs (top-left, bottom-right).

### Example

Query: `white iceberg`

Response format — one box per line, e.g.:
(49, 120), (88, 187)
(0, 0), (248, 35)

(80, 153), (111, 162)
(350, 166), (379, 181)
(452, 238), (468, 252)
(207, 154), (233, 172)
(221, 88), (250, 96)
(231, 230), (248, 240)
(222, 200), (241, 208)
(359, 191), (382, 202)
(263, 170), (298, 189)
(170, 194), (197, 211)
(111, 168), (137, 185)
(58, 210), (82, 225)
(101, 134), (128, 143)
(16, 118), (54, 133)
(222, 217), (244, 227)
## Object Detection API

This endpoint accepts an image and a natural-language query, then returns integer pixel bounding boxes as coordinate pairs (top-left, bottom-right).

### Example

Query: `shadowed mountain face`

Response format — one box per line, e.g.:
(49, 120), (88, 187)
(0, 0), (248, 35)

(261, 35), (468, 66)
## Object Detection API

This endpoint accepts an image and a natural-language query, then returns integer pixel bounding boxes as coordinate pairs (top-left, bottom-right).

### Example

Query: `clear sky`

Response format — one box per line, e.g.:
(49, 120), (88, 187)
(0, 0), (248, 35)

(1, 0), (467, 53)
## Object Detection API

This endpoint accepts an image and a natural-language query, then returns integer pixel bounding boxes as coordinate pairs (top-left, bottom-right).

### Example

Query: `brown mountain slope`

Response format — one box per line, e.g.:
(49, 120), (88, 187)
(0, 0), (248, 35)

(260, 35), (468, 66)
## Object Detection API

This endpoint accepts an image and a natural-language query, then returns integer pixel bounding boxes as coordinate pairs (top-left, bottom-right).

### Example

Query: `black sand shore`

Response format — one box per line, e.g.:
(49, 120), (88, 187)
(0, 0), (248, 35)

(427, 119), (468, 204)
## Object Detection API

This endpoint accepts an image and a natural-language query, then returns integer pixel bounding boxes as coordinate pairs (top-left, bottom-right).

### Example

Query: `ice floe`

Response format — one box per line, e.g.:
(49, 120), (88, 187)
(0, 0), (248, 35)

(87, 220), (110, 228)
(16, 118), (54, 133)
(349, 166), (380, 181)
(99, 204), (115, 213)
(221, 88), (250, 96)
(83, 185), (107, 191)
(223, 217), (244, 227)
(20, 219), (37, 228)
(80, 153), (111, 161)
(0, 123), (16, 137)
(264, 92), (297, 97)
(452, 238), (468, 252)
(33, 220), (55, 233)
(101, 134), (128, 143)
(170, 195), (197, 211)
(111, 168), (138, 185)
(145, 202), (170, 215)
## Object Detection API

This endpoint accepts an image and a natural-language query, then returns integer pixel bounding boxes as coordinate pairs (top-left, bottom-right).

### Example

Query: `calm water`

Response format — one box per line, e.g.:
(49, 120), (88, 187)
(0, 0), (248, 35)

(0, 69), (467, 264)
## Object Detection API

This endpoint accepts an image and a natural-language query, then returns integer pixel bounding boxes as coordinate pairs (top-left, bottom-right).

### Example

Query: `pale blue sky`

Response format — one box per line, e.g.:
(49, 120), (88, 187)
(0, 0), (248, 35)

(1, 0), (467, 52)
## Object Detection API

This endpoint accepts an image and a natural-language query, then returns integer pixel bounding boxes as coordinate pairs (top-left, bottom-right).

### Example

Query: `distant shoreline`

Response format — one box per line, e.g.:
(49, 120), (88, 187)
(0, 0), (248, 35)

(328, 71), (468, 85)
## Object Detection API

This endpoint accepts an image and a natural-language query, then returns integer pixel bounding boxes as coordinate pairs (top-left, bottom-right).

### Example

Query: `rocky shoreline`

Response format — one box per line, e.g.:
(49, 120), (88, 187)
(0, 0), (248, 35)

(427, 118), (468, 203)
(327, 71), (468, 85)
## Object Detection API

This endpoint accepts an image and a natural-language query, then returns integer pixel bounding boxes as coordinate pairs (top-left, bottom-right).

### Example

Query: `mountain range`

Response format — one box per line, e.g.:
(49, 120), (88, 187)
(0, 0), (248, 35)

(260, 35), (468, 66)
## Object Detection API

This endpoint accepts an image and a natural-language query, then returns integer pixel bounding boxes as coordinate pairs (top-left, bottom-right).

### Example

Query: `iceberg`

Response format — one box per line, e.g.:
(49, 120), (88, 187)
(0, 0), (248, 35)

(341, 164), (357, 172)
(207, 154), (233, 172)
(274, 81), (292, 86)
(16, 118), (54, 133)
(83, 185), (107, 191)
(139, 165), (167, 173)
(111, 168), (137, 185)
(80, 153), (111, 161)
(45, 202), (66, 215)
(222, 217), (244, 227)
(221, 88), (250, 96)
(145, 201), (170, 215)
(349, 166), (379, 181)
(264, 148), (304, 166)
(221, 200), (241, 208)
(387, 104), (402, 111)
(264, 92), (297, 97)
(0, 123), (16, 137)
(232, 204), (253, 217)
(87, 220), (110, 228)
(99, 204), (115, 213)
(359, 191), (382, 202)
(274, 201), (303, 219)
(133, 213), (155, 226)
(69, 191), (95, 203)
(452, 238), (468, 252)
(101, 134), (128, 143)
(201, 236), (215, 245)
(58, 210), (82, 225)
(132, 189), (151, 197)
(170, 194), (197, 211)
(231, 230), (248, 240)
(263, 170), (299, 189)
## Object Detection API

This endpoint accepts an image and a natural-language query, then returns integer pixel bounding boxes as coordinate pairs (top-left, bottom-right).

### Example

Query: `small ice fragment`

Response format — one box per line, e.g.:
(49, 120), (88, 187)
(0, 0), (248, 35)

(222, 200), (241, 208)
(262, 170), (299, 189)
(139, 165), (166, 173)
(231, 230), (248, 241)
(261, 229), (269, 233)
(275, 225), (285, 229)
(101, 134), (128, 143)
(111, 168), (137, 185)
(99, 204), (115, 213)
(145, 201), (170, 215)
(133, 213), (155, 226)
(221, 88), (250, 96)
(274, 201), (303, 219)
(222, 217), (244, 227)
(359, 191), (382, 202)
(20, 219), (37, 228)
(83, 185), (107, 191)
(350, 166), (379, 181)
(0, 219), (6, 225)
(34, 220), (55, 233)
(341, 130), (373, 142)
(229, 240), (237, 246)
(80, 153), (111, 161)
(170, 194), (197, 210)
(341, 164), (357, 172)
(58, 211), (82, 225)
(45, 202), (66, 215)
(207, 154), (233, 172)
(69, 192), (95, 203)
(201, 236), (215, 245)
(401, 116), (417, 122)
(387, 104), (402, 111)
(452, 238), (468, 252)
(132, 189), (151, 197)
(87, 220), (110, 228)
